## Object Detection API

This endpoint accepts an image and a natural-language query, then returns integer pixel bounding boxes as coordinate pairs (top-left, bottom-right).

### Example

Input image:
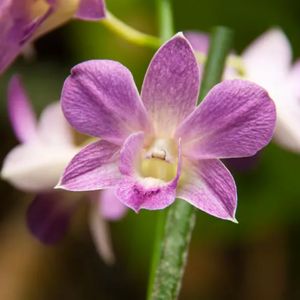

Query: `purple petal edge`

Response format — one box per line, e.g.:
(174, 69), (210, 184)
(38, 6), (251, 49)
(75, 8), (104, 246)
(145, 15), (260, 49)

(176, 79), (276, 159)
(76, 0), (106, 20)
(8, 75), (37, 143)
(58, 140), (121, 191)
(141, 33), (200, 136)
(178, 159), (237, 221)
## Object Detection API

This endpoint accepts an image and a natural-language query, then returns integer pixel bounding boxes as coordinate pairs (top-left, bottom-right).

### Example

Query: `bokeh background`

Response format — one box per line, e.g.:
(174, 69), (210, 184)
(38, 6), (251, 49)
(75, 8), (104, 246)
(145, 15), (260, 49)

(1, 0), (300, 299)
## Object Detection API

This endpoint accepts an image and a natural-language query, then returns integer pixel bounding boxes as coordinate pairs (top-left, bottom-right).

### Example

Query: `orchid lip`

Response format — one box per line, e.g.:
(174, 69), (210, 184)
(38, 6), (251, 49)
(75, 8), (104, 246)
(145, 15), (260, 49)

(139, 137), (178, 182)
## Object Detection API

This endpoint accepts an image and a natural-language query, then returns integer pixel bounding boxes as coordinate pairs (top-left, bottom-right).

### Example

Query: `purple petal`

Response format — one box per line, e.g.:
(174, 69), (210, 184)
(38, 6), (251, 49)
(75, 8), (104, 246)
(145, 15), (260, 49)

(7, 75), (37, 143)
(76, 0), (106, 20)
(61, 60), (150, 144)
(0, 1), (54, 74)
(176, 80), (276, 159)
(177, 159), (237, 221)
(184, 31), (209, 54)
(141, 33), (200, 136)
(58, 140), (121, 191)
(27, 192), (79, 244)
(99, 189), (127, 220)
(242, 28), (292, 85)
(20, 6), (54, 45)
(116, 132), (181, 212)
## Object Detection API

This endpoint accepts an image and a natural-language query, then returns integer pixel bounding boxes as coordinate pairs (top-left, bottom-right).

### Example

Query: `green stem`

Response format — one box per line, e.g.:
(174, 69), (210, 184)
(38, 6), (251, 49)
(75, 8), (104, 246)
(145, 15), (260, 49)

(146, 210), (167, 299)
(199, 27), (234, 102)
(101, 11), (161, 49)
(156, 0), (174, 41)
(147, 26), (233, 300)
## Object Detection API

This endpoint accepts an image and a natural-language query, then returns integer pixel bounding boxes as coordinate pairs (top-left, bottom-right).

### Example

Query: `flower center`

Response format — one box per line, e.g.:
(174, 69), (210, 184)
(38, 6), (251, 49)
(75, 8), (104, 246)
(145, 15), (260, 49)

(139, 138), (178, 182)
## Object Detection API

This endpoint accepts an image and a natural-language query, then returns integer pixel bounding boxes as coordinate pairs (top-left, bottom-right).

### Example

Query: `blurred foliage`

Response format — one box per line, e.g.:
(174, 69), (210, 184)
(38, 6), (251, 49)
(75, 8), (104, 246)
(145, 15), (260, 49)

(1, 0), (300, 299)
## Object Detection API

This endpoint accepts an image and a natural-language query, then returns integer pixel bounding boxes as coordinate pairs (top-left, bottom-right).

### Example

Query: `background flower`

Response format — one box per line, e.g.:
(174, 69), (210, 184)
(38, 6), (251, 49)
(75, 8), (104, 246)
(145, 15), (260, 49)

(0, 0), (106, 74)
(186, 28), (300, 153)
(1, 75), (126, 263)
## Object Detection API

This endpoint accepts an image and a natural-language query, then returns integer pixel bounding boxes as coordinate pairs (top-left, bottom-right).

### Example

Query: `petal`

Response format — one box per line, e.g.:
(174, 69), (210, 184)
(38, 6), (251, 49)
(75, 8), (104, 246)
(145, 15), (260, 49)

(76, 0), (106, 20)
(89, 195), (115, 264)
(37, 102), (74, 146)
(0, 2), (54, 74)
(100, 189), (127, 220)
(7, 75), (37, 143)
(272, 90), (300, 152)
(184, 31), (209, 54)
(288, 60), (300, 97)
(242, 28), (292, 85)
(58, 140), (121, 191)
(27, 192), (79, 244)
(1, 143), (78, 192)
(61, 60), (150, 144)
(176, 80), (276, 159)
(141, 33), (200, 137)
(116, 132), (181, 212)
(177, 159), (237, 221)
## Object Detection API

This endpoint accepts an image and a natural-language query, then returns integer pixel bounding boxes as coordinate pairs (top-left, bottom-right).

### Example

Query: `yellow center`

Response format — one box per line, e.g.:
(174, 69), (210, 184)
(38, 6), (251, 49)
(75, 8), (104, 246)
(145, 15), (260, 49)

(138, 138), (178, 182)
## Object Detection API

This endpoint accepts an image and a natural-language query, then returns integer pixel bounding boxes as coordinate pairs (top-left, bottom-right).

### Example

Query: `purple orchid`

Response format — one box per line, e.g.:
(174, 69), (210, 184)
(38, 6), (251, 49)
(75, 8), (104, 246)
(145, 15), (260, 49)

(58, 34), (276, 221)
(186, 29), (300, 153)
(0, 0), (106, 74)
(1, 76), (126, 263)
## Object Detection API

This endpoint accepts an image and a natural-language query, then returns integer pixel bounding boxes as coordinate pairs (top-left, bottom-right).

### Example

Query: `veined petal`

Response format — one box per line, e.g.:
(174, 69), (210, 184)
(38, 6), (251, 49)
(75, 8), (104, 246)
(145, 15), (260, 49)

(37, 102), (74, 146)
(116, 132), (181, 212)
(141, 33), (200, 137)
(176, 80), (276, 159)
(100, 189), (127, 221)
(177, 159), (237, 221)
(58, 140), (121, 191)
(76, 0), (106, 20)
(242, 28), (292, 85)
(1, 142), (78, 192)
(27, 191), (79, 244)
(8, 75), (37, 143)
(61, 60), (150, 144)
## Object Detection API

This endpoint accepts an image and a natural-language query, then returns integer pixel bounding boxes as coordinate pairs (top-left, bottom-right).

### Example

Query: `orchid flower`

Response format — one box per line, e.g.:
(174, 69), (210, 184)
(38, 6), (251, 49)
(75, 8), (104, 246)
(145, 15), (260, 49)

(235, 29), (300, 153)
(58, 34), (276, 221)
(186, 28), (300, 153)
(1, 76), (126, 263)
(0, 0), (106, 74)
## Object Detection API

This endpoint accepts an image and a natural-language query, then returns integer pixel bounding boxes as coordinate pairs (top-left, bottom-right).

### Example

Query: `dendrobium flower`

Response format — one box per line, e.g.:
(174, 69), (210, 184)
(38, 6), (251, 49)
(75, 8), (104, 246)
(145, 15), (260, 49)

(58, 34), (276, 221)
(1, 76), (126, 263)
(186, 29), (300, 153)
(234, 29), (300, 153)
(0, 0), (106, 74)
